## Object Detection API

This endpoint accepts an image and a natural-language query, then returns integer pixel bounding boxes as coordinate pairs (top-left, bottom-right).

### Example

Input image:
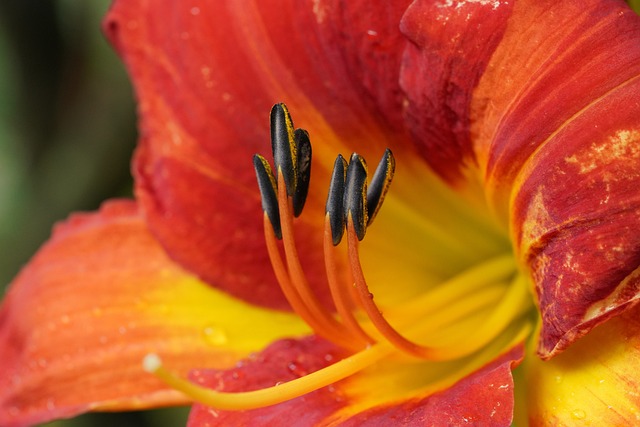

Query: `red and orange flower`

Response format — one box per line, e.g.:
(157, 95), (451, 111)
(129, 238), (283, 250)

(2, 0), (640, 425)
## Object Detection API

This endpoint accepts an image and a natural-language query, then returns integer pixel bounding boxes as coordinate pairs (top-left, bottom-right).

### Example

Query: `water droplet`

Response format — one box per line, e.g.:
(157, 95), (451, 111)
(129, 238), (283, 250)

(60, 315), (70, 325)
(324, 353), (334, 363)
(46, 398), (56, 411)
(554, 375), (563, 384)
(287, 361), (308, 377)
(190, 6), (200, 15)
(202, 326), (228, 346)
(571, 409), (586, 420)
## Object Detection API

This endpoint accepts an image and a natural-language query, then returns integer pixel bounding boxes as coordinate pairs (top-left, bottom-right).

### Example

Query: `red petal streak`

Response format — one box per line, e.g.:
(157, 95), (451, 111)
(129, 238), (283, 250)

(0, 201), (243, 427)
(104, 0), (412, 310)
(399, 0), (514, 183)
(187, 338), (523, 426)
(472, 0), (640, 358)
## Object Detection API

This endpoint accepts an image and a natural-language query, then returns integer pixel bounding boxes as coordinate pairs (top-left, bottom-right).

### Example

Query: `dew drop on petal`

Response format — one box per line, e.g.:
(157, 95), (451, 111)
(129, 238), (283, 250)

(202, 325), (228, 346)
(287, 361), (308, 377)
(571, 409), (586, 420)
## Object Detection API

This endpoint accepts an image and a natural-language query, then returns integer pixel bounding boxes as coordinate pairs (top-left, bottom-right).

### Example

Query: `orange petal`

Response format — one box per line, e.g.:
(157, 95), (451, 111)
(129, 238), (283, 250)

(527, 303), (640, 425)
(103, 0), (414, 310)
(186, 336), (523, 426)
(0, 200), (307, 426)
(470, 0), (640, 358)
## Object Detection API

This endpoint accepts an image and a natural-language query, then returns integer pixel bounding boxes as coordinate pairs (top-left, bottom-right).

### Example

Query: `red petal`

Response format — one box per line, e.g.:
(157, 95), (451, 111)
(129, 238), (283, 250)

(186, 337), (350, 426)
(0, 200), (306, 427)
(104, 0), (412, 310)
(399, 0), (514, 183)
(187, 337), (523, 426)
(340, 346), (523, 426)
(470, 0), (640, 358)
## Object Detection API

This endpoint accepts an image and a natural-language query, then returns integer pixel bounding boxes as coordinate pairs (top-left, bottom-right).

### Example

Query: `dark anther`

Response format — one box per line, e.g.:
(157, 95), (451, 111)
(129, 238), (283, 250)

(366, 148), (395, 227)
(253, 154), (282, 239)
(292, 129), (312, 217)
(344, 153), (368, 241)
(326, 155), (348, 245)
(270, 103), (297, 197)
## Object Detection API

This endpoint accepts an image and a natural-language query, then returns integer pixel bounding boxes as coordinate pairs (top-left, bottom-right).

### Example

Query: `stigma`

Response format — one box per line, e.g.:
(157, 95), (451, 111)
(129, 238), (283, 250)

(143, 103), (530, 411)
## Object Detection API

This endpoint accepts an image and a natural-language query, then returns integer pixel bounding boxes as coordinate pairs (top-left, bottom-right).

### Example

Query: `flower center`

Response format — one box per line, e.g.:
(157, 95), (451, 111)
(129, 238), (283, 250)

(143, 103), (533, 411)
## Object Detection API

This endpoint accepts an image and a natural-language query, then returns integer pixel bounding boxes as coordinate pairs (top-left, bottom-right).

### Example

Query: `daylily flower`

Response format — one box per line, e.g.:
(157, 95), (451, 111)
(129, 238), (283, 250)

(2, 0), (640, 425)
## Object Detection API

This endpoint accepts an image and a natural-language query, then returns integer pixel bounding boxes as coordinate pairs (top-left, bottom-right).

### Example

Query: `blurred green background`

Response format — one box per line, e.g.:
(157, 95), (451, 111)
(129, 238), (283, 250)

(0, 0), (188, 425)
(1, 1), (639, 426)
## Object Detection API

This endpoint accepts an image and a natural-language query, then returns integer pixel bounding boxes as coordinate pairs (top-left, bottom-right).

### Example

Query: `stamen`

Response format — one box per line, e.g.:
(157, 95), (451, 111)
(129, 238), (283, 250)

(326, 155), (348, 245)
(276, 171), (354, 346)
(343, 154), (369, 241)
(262, 214), (348, 346)
(178, 102), (529, 413)
(270, 103), (297, 197)
(292, 128), (312, 217)
(323, 214), (375, 346)
(253, 154), (281, 238)
(346, 217), (439, 359)
(366, 148), (395, 227)
(143, 344), (392, 411)
(346, 219), (529, 361)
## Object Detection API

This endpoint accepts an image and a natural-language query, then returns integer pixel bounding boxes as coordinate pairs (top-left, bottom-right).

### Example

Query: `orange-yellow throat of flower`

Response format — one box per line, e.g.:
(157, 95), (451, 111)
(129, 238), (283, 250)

(143, 103), (533, 411)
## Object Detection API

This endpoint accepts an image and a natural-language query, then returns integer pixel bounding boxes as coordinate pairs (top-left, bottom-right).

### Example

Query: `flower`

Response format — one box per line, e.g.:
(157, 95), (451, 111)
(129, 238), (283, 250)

(2, 0), (640, 426)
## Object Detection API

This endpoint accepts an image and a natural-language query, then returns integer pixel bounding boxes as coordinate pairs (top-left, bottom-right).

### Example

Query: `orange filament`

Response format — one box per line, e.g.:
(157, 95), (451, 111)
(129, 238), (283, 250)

(323, 214), (375, 347)
(346, 215), (441, 359)
(275, 170), (357, 348)
(262, 213), (348, 346)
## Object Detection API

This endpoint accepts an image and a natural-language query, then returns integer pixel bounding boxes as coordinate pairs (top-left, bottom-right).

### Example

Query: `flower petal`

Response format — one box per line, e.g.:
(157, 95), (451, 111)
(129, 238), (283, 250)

(0, 200), (307, 427)
(403, 0), (640, 358)
(470, 0), (640, 358)
(526, 303), (640, 424)
(399, 0), (514, 183)
(103, 0), (413, 310)
(339, 345), (523, 426)
(186, 336), (523, 426)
